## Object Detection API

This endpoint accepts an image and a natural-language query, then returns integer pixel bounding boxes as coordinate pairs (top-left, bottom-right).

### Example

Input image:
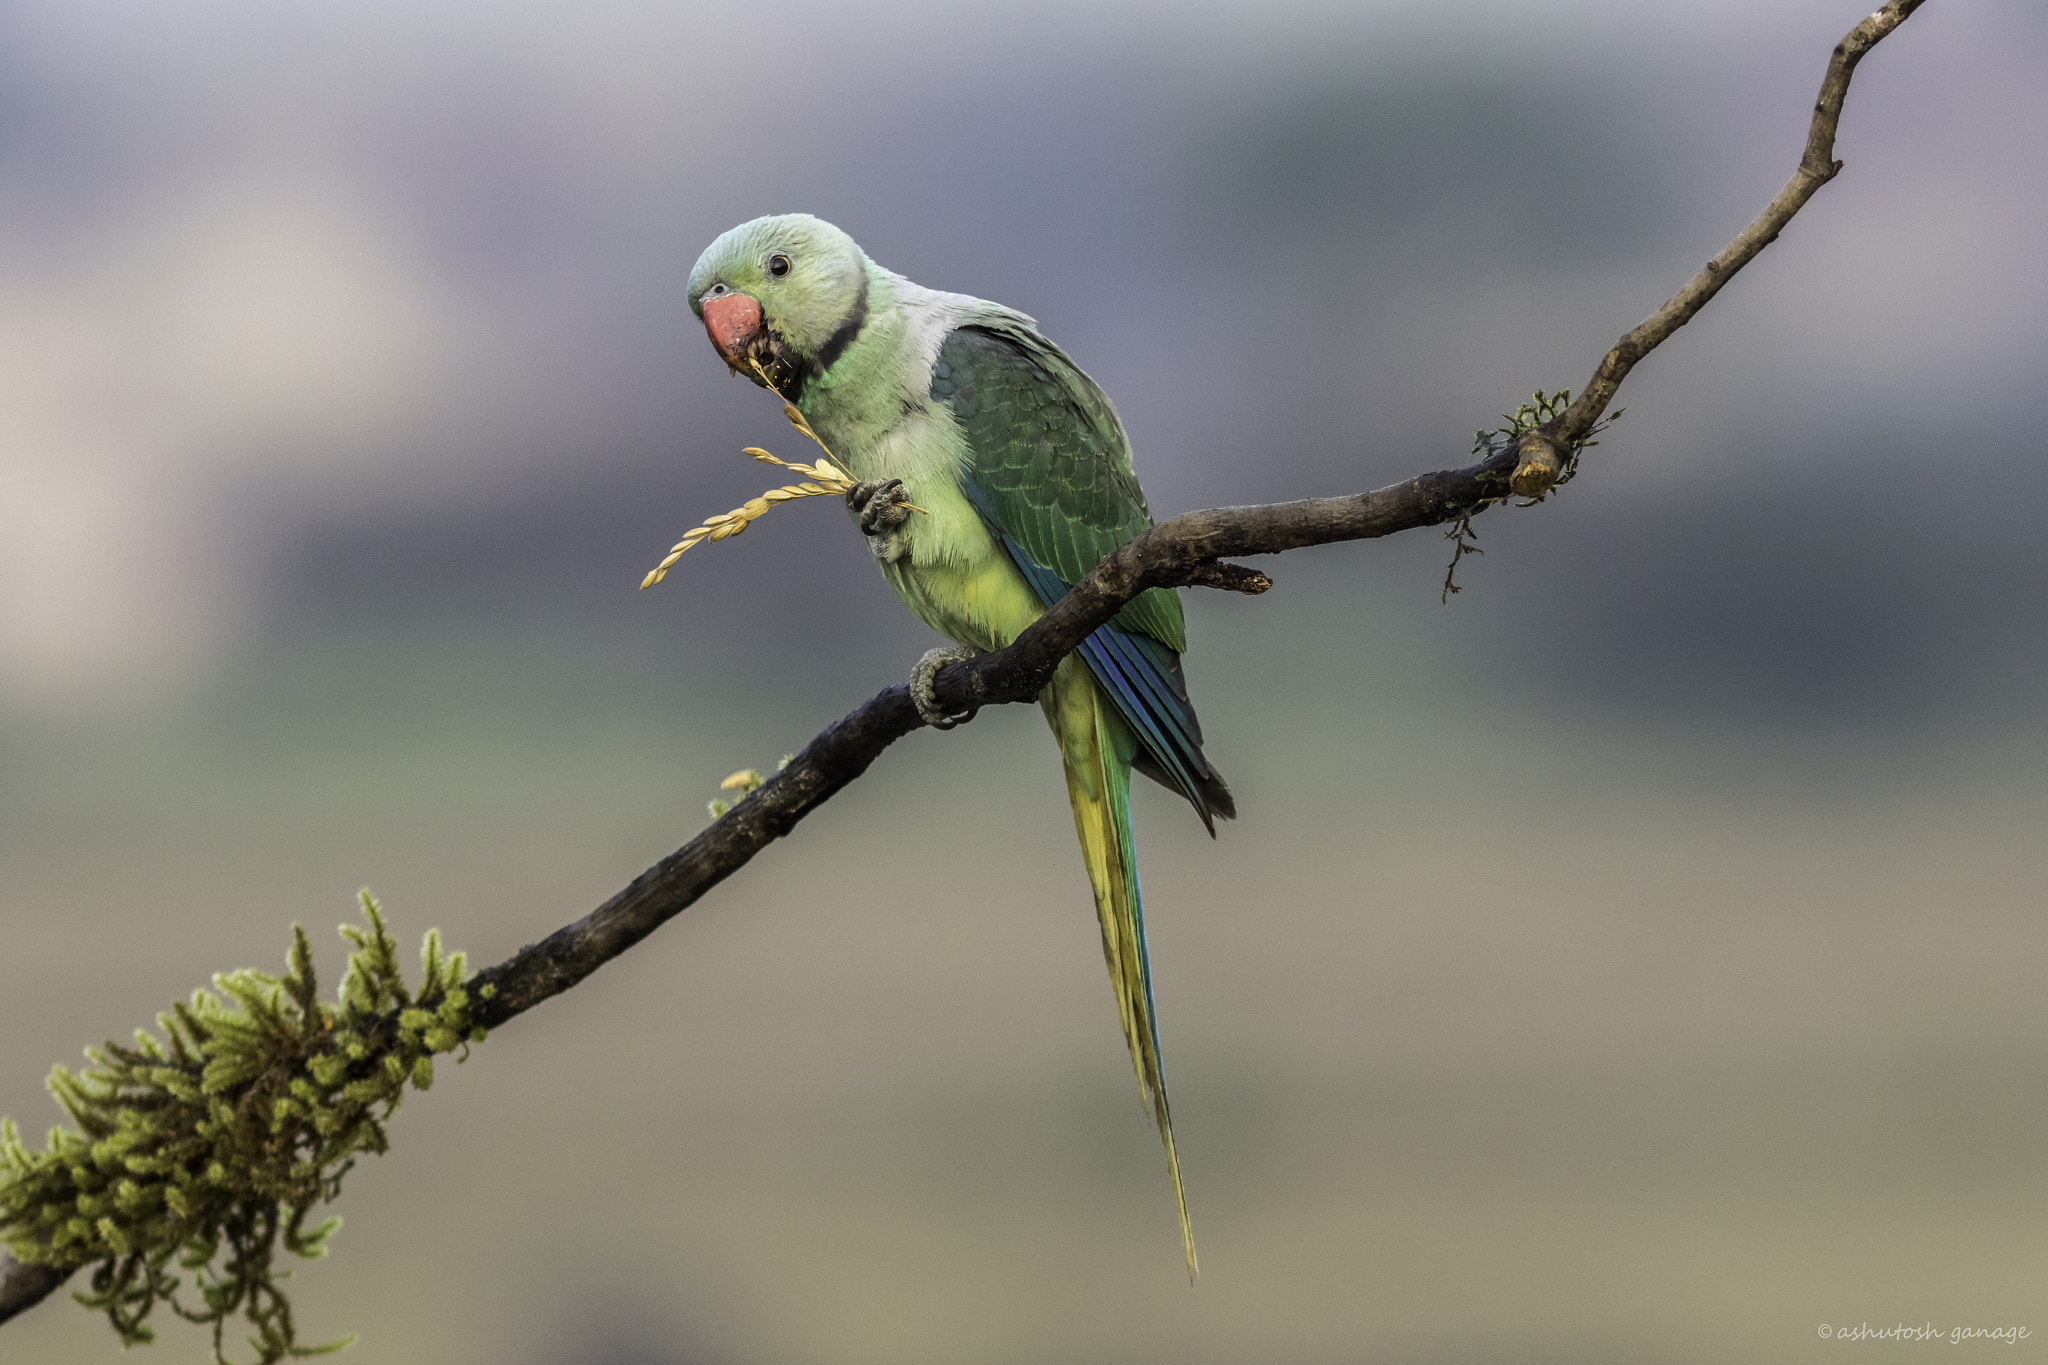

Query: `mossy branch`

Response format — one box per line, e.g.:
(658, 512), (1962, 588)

(0, 895), (480, 1363)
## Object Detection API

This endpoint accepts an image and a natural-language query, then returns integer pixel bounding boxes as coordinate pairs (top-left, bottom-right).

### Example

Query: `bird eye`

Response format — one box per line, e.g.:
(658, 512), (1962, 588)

(767, 253), (792, 278)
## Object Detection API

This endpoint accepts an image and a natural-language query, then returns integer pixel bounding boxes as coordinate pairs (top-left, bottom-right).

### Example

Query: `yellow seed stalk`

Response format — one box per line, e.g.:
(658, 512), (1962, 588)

(640, 359), (925, 589)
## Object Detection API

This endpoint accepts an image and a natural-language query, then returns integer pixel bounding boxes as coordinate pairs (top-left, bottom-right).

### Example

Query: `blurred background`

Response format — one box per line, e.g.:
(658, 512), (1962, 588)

(4, 0), (2045, 1360)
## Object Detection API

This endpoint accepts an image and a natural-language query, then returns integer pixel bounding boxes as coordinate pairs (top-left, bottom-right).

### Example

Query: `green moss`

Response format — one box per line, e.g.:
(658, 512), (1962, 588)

(1469, 387), (1624, 502)
(0, 893), (481, 1363)
(1444, 388), (1626, 600)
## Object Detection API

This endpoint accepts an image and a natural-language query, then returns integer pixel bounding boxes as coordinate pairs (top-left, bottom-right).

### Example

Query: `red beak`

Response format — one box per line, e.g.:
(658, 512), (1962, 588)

(702, 292), (763, 368)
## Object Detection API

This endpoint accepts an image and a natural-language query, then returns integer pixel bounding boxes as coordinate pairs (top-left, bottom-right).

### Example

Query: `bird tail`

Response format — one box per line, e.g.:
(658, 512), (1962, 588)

(1045, 659), (1196, 1279)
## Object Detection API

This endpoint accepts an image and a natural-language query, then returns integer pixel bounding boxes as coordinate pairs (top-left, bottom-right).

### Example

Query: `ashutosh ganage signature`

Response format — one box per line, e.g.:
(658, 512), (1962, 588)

(1819, 1323), (2030, 1344)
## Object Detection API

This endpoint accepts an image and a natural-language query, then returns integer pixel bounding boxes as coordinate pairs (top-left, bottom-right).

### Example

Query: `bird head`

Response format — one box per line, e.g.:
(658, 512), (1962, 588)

(687, 213), (869, 397)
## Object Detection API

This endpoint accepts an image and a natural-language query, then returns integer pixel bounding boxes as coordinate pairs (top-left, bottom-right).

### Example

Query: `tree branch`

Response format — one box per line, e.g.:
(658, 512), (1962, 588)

(1514, 0), (1930, 495)
(463, 0), (1928, 1037)
(0, 0), (1930, 1333)
(0, 1257), (67, 1328)
(462, 442), (1507, 1028)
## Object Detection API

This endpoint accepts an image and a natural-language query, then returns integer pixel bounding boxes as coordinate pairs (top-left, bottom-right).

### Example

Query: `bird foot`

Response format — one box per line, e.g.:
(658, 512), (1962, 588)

(911, 645), (981, 730)
(846, 479), (913, 537)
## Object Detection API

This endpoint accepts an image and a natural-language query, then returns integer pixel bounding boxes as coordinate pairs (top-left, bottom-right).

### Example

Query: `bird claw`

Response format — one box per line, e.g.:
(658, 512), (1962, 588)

(911, 645), (980, 730)
(846, 478), (913, 537)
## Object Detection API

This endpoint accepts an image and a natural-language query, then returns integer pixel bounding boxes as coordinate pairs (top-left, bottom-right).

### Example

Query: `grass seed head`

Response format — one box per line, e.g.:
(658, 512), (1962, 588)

(640, 375), (924, 589)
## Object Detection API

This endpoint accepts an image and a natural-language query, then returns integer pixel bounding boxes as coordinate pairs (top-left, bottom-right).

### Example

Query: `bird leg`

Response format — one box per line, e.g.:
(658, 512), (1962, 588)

(911, 645), (980, 730)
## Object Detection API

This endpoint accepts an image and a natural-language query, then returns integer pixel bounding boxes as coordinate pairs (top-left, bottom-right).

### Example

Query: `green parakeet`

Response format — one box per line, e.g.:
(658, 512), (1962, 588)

(688, 214), (1234, 1275)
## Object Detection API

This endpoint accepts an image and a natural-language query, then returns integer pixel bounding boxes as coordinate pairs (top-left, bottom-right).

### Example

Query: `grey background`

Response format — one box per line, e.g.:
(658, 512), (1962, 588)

(3, 1), (2044, 1361)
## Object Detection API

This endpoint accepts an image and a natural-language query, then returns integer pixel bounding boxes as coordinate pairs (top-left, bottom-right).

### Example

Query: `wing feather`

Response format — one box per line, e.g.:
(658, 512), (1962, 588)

(931, 323), (1233, 828)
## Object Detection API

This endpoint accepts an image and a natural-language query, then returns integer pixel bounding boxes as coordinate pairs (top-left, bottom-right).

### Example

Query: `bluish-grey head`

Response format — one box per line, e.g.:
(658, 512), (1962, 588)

(687, 213), (870, 396)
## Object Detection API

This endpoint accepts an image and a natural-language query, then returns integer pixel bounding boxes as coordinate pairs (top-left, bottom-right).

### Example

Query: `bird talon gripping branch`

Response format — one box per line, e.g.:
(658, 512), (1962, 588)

(910, 645), (981, 730)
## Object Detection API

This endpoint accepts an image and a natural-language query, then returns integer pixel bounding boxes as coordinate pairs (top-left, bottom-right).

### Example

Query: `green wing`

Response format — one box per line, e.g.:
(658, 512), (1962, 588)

(930, 321), (1233, 827)
(930, 322), (1184, 650)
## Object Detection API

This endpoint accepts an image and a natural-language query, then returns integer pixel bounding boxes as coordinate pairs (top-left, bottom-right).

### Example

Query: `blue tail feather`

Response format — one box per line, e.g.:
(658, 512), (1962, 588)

(985, 529), (1222, 826)
(1080, 634), (1204, 810)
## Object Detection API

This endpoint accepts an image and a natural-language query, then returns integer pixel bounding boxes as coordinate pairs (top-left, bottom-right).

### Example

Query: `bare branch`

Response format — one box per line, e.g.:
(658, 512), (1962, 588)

(1513, 0), (1929, 495)
(464, 439), (1512, 1028)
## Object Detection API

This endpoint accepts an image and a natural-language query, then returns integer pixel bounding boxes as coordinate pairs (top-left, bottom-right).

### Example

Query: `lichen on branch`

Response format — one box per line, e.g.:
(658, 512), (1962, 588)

(0, 894), (483, 1363)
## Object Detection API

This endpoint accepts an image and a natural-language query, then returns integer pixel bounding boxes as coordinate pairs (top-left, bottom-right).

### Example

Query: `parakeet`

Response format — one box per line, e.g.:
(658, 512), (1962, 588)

(688, 214), (1233, 1275)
